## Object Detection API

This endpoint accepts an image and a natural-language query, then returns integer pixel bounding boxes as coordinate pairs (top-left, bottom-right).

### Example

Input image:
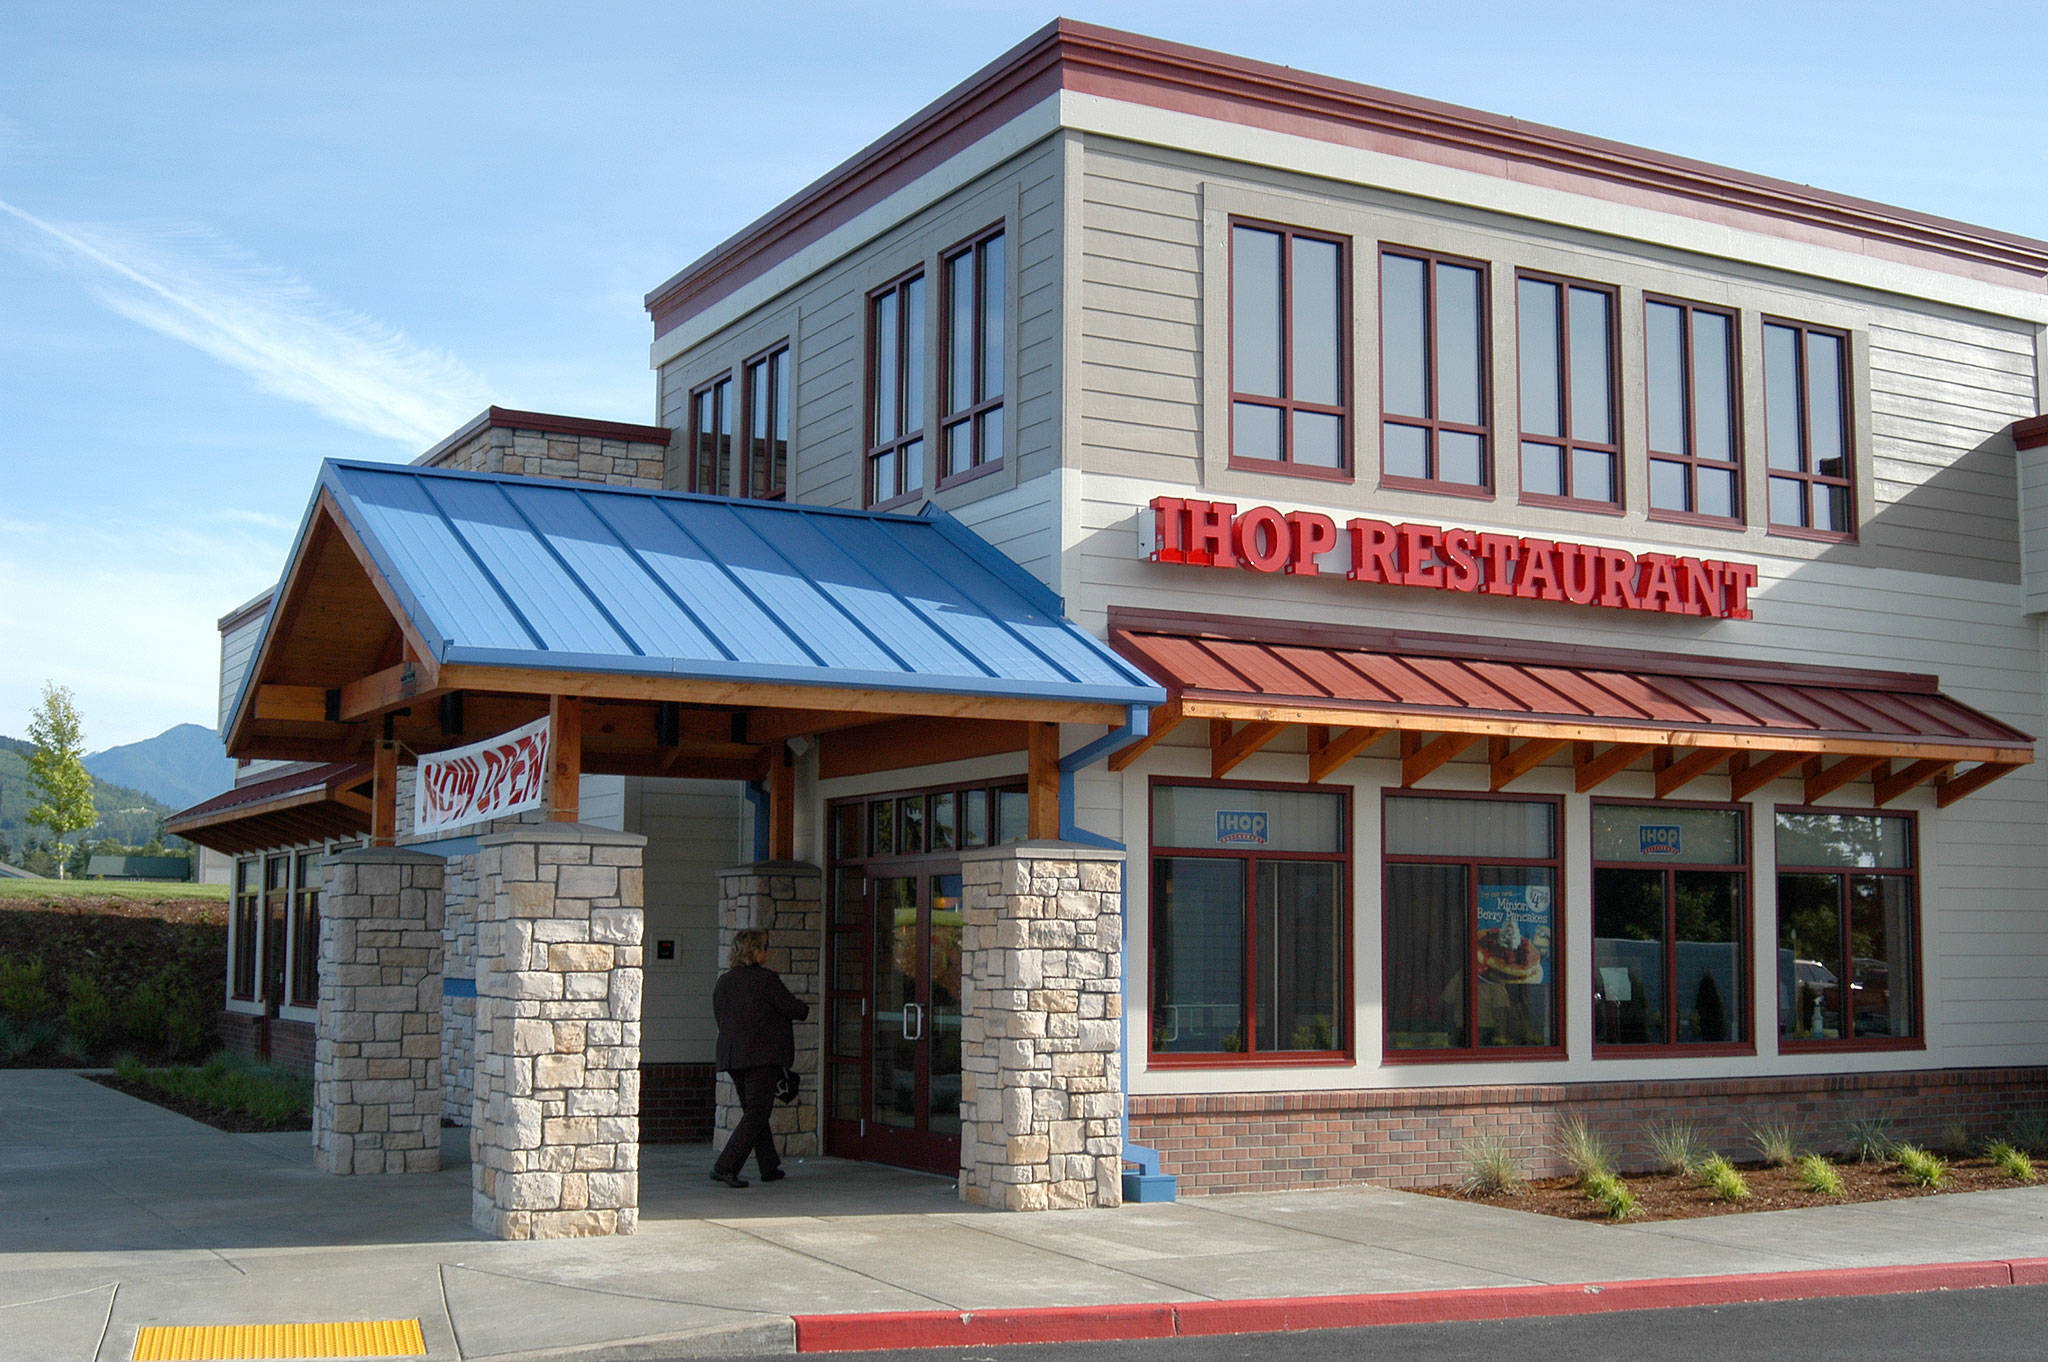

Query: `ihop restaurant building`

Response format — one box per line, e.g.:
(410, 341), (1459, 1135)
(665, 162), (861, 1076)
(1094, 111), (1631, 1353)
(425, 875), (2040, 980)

(176, 22), (2048, 1234)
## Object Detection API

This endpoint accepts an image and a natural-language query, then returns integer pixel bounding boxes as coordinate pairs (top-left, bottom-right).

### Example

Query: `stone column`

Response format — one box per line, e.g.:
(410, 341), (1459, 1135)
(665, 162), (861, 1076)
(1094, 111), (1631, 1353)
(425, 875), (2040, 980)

(959, 843), (1125, 1211)
(313, 848), (445, 1175)
(713, 863), (822, 1159)
(470, 824), (645, 1240)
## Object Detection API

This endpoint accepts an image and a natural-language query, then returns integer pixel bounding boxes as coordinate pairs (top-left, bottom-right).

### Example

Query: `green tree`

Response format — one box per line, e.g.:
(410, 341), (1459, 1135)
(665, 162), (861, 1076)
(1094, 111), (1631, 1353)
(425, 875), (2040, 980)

(25, 684), (95, 880)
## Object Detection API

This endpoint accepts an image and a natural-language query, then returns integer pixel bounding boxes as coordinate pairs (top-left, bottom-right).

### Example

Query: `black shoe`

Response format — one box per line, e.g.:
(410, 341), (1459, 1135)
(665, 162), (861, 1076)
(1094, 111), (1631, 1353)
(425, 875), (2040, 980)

(708, 1169), (749, 1188)
(759, 1168), (786, 1182)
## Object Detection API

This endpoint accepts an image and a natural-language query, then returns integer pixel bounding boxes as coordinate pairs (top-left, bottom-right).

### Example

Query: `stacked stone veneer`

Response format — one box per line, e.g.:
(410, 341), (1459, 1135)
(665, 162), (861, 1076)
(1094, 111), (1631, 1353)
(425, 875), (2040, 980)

(959, 843), (1125, 1211)
(470, 824), (645, 1239)
(713, 863), (823, 1158)
(313, 848), (445, 1174)
(427, 424), (666, 487)
(440, 850), (480, 1125)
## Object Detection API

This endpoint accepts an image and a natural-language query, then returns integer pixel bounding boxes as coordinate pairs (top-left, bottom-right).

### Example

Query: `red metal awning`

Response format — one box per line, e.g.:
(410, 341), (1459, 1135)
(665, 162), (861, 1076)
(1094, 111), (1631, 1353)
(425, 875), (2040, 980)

(165, 762), (372, 857)
(1105, 609), (2033, 806)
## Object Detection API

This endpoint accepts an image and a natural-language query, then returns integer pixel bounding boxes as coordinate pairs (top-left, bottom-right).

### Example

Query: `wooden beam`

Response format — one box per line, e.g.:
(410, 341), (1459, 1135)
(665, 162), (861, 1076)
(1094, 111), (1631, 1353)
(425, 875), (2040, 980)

(767, 746), (795, 861)
(1212, 720), (1285, 779)
(1729, 749), (1808, 799)
(1401, 731), (1480, 787)
(1106, 698), (1185, 773)
(745, 708), (901, 746)
(1491, 737), (1567, 791)
(820, 717), (1024, 781)
(1308, 725), (1385, 783)
(1655, 746), (1731, 798)
(1027, 722), (1060, 840)
(1574, 742), (1652, 793)
(1936, 761), (2022, 808)
(371, 739), (398, 847)
(337, 653), (442, 723)
(549, 695), (582, 823)
(1804, 754), (1887, 805)
(1874, 758), (1955, 806)
(252, 685), (330, 724)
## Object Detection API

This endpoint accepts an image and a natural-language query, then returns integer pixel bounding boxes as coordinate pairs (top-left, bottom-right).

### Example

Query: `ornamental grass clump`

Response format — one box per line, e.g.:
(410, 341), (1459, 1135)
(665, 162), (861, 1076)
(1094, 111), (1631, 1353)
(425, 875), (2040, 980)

(1747, 1119), (1797, 1168)
(1794, 1153), (1846, 1198)
(1646, 1119), (1706, 1176)
(1457, 1134), (1526, 1196)
(1937, 1122), (1973, 1158)
(1893, 1144), (1948, 1189)
(2009, 1115), (2048, 1157)
(1845, 1113), (1896, 1164)
(1581, 1170), (1638, 1220)
(1985, 1140), (2037, 1184)
(1555, 1114), (1615, 1181)
(1698, 1154), (1752, 1202)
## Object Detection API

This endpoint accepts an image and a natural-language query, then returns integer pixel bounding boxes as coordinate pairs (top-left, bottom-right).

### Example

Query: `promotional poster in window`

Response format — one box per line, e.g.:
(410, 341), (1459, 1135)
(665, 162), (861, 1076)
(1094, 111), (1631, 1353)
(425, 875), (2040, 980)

(1476, 884), (1550, 986)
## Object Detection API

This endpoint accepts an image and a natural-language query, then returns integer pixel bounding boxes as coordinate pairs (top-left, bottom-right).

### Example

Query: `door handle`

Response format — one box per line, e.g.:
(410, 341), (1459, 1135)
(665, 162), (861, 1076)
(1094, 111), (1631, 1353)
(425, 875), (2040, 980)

(902, 1001), (923, 1041)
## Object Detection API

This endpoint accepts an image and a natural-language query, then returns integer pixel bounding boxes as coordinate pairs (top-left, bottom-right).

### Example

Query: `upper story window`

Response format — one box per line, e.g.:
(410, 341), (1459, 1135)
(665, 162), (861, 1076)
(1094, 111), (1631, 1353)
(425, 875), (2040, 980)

(940, 227), (1005, 484)
(1764, 319), (1853, 537)
(1517, 274), (1619, 508)
(1381, 248), (1489, 493)
(866, 269), (926, 507)
(689, 374), (733, 495)
(1646, 297), (1740, 523)
(1231, 221), (1349, 476)
(743, 343), (791, 500)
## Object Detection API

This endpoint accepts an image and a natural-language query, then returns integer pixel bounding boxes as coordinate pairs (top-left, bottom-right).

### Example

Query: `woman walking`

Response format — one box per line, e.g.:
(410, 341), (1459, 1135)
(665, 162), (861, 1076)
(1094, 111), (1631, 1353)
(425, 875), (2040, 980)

(708, 929), (808, 1188)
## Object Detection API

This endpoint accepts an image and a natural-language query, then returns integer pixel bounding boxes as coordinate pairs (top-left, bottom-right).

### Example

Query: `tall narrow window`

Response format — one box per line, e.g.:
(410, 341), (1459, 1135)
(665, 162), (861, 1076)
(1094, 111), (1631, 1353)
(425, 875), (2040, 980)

(290, 848), (322, 1007)
(1592, 804), (1748, 1051)
(1232, 222), (1348, 474)
(1381, 248), (1489, 491)
(866, 269), (926, 506)
(940, 228), (1005, 483)
(1776, 811), (1918, 1046)
(1646, 297), (1740, 521)
(743, 343), (791, 500)
(232, 858), (260, 1001)
(1765, 319), (1853, 536)
(689, 374), (733, 495)
(1517, 274), (1619, 507)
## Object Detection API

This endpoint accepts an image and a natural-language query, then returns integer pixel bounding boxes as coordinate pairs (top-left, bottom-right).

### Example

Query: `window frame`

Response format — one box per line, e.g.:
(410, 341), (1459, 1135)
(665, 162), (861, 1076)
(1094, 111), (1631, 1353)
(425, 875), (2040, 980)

(1228, 217), (1354, 482)
(741, 340), (792, 501)
(1643, 292), (1744, 528)
(864, 265), (928, 511)
(937, 224), (1007, 491)
(231, 857), (261, 1002)
(687, 371), (735, 496)
(1381, 789), (1566, 1064)
(1514, 270), (1623, 514)
(1589, 797), (1755, 1058)
(1146, 775), (1354, 1069)
(289, 848), (322, 1008)
(1378, 244), (1494, 499)
(1762, 316), (1856, 543)
(1773, 805), (1924, 1054)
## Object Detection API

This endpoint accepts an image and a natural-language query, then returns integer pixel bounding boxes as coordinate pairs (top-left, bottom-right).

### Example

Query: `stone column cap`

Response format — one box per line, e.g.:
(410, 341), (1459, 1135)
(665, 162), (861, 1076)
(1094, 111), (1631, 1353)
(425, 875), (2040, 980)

(718, 860), (823, 877)
(477, 823), (648, 849)
(329, 846), (448, 867)
(959, 840), (1126, 863)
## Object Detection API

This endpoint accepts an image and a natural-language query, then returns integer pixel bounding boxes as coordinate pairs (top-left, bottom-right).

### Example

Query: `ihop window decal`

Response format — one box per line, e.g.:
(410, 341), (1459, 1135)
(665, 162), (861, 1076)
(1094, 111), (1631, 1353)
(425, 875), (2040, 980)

(1639, 824), (1683, 856)
(1216, 810), (1269, 845)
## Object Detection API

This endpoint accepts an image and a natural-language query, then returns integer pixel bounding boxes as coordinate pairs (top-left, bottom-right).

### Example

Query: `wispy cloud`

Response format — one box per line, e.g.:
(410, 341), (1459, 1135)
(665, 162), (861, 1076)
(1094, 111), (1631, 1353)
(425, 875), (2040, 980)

(0, 198), (491, 446)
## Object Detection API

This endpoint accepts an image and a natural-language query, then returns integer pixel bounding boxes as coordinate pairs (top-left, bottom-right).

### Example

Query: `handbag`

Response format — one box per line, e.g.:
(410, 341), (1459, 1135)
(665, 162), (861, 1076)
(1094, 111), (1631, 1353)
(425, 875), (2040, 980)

(775, 1067), (801, 1104)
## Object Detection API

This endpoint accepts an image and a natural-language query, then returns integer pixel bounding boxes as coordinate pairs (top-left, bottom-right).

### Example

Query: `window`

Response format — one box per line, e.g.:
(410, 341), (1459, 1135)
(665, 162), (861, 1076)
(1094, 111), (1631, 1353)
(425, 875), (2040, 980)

(1232, 222), (1349, 474)
(743, 343), (791, 500)
(232, 858), (259, 1001)
(1150, 782), (1348, 1062)
(1384, 794), (1559, 1057)
(940, 228), (1005, 483)
(290, 849), (322, 1008)
(1592, 804), (1748, 1051)
(1380, 248), (1489, 491)
(1765, 319), (1853, 536)
(1517, 274), (1619, 507)
(1646, 297), (1740, 521)
(689, 374), (733, 495)
(866, 269), (926, 506)
(1775, 811), (1918, 1046)
(264, 854), (290, 1004)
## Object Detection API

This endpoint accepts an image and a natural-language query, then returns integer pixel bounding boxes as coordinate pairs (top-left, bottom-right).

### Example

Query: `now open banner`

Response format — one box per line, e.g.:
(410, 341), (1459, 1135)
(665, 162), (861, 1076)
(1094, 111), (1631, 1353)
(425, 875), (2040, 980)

(413, 716), (552, 836)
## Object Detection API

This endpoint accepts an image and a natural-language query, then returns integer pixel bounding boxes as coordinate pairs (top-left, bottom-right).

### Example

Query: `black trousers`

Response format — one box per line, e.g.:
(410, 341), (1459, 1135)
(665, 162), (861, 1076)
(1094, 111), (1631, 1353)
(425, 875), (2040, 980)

(713, 1064), (783, 1178)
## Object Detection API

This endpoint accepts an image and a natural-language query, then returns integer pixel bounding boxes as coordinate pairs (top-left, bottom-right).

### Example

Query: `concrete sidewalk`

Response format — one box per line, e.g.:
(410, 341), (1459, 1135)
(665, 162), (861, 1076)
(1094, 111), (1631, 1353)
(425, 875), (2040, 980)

(4, 1070), (2048, 1360)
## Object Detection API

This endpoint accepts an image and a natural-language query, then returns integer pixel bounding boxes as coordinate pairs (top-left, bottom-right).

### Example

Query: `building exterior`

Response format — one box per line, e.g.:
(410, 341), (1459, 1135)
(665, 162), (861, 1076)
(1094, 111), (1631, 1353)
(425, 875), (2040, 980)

(174, 21), (2048, 1233)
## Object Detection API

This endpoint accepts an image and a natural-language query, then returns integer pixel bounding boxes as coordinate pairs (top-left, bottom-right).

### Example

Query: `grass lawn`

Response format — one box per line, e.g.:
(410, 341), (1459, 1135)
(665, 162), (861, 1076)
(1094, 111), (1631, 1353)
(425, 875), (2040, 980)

(0, 878), (227, 902)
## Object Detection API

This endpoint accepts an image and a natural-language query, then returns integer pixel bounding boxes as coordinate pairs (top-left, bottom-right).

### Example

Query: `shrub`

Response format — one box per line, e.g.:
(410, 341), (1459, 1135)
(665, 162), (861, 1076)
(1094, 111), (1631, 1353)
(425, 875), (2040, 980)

(1748, 1119), (1798, 1168)
(1846, 1113), (1896, 1163)
(1582, 1170), (1637, 1220)
(62, 974), (115, 1054)
(1937, 1122), (1973, 1157)
(0, 955), (53, 1024)
(1985, 1140), (2036, 1184)
(1458, 1134), (1525, 1195)
(1698, 1154), (1751, 1202)
(1555, 1114), (1614, 1181)
(119, 1052), (312, 1127)
(1646, 1119), (1705, 1176)
(2009, 1115), (2048, 1156)
(117, 979), (170, 1054)
(1794, 1153), (1846, 1197)
(1894, 1144), (1948, 1188)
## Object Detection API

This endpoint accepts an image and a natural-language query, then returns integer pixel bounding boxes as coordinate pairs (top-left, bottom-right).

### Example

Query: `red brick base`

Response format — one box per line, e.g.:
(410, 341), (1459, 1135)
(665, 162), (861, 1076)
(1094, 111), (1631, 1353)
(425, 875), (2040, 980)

(216, 1011), (316, 1073)
(641, 1061), (717, 1143)
(1130, 1067), (2048, 1195)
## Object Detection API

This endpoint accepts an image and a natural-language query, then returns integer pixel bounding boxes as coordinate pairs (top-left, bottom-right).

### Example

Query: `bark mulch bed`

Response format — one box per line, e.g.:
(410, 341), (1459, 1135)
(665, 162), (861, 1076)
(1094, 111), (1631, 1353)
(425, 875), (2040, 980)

(88, 1073), (312, 1134)
(1426, 1156), (2040, 1223)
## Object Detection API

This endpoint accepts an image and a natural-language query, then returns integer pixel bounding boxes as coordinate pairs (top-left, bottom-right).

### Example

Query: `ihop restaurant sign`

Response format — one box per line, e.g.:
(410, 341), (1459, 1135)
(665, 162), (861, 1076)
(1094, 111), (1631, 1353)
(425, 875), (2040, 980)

(1147, 496), (1760, 621)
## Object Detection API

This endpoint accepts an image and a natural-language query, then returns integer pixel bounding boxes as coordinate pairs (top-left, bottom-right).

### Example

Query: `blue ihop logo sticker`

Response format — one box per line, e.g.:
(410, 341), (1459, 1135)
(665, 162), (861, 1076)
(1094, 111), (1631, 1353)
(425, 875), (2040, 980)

(1217, 811), (1269, 845)
(1640, 825), (1683, 856)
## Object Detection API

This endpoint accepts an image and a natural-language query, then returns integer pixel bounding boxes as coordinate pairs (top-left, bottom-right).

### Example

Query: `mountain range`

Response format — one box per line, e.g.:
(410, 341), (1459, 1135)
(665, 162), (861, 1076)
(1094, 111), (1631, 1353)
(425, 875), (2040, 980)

(83, 723), (236, 811)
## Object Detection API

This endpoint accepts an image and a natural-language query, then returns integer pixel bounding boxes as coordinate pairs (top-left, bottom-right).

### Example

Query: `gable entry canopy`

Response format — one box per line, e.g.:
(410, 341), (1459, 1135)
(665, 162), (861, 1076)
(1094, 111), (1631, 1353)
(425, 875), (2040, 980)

(1106, 609), (2033, 807)
(226, 461), (1164, 848)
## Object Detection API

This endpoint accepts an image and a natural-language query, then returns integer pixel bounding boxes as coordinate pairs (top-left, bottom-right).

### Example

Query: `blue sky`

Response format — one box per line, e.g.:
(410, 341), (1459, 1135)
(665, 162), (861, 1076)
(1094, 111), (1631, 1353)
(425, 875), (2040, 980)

(2, 0), (2042, 751)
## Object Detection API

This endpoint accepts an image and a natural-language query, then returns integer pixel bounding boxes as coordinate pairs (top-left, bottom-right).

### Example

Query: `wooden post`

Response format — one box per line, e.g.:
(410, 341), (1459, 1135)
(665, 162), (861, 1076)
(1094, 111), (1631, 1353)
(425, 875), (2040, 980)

(371, 738), (399, 846)
(1027, 721), (1060, 841)
(549, 695), (582, 823)
(768, 746), (795, 860)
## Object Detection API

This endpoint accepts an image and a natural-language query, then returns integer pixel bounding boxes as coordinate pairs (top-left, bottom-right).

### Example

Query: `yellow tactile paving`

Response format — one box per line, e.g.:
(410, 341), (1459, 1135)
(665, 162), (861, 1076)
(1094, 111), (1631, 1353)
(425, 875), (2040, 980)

(131, 1318), (425, 1360)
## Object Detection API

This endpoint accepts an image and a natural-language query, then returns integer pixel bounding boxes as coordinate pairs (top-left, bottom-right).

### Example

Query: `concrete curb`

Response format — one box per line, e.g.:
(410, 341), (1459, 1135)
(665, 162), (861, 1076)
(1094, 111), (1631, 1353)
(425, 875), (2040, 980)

(790, 1257), (2048, 1352)
(481, 1316), (796, 1361)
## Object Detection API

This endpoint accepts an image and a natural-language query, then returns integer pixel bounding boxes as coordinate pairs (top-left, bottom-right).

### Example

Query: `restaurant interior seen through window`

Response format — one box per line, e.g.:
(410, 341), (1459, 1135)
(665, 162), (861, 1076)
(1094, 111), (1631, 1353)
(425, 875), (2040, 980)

(1592, 803), (1747, 1050)
(1777, 811), (1917, 1044)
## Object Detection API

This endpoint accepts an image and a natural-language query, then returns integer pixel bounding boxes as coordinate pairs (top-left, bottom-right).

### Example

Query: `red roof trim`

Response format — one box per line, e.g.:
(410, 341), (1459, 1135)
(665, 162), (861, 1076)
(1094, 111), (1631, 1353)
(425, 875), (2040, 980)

(417, 407), (673, 468)
(2013, 414), (2048, 451)
(167, 762), (367, 826)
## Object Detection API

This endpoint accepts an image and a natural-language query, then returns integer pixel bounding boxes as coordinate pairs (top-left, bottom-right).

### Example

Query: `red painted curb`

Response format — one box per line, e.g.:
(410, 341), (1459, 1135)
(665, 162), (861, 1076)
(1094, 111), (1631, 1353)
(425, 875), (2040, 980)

(791, 1259), (2041, 1352)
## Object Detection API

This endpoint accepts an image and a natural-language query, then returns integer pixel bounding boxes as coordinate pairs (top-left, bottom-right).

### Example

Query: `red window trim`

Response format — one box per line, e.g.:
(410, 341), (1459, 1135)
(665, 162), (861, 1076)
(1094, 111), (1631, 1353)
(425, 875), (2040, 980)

(937, 224), (1006, 490)
(1381, 789), (1565, 1063)
(1378, 244), (1492, 496)
(1762, 315), (1856, 542)
(1514, 270), (1622, 511)
(864, 265), (927, 510)
(289, 849), (322, 1008)
(1589, 797), (1755, 1058)
(1229, 217), (1354, 481)
(231, 858), (260, 1002)
(741, 340), (791, 502)
(1146, 775), (1354, 1067)
(1772, 804), (1923, 1048)
(1643, 292), (1744, 526)
(687, 372), (735, 496)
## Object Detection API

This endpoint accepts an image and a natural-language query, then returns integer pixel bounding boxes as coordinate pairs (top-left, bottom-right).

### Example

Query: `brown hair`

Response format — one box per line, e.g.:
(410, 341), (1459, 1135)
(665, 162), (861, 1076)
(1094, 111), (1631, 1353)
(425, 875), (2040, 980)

(728, 929), (769, 970)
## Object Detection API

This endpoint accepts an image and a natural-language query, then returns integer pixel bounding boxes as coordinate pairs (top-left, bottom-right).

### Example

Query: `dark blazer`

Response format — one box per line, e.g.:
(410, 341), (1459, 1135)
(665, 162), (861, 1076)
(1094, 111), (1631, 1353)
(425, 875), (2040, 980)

(712, 961), (809, 1071)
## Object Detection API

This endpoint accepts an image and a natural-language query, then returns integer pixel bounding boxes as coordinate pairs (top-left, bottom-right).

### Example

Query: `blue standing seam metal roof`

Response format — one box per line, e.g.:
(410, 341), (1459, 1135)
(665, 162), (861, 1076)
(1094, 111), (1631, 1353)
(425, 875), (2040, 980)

(291, 460), (1164, 715)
